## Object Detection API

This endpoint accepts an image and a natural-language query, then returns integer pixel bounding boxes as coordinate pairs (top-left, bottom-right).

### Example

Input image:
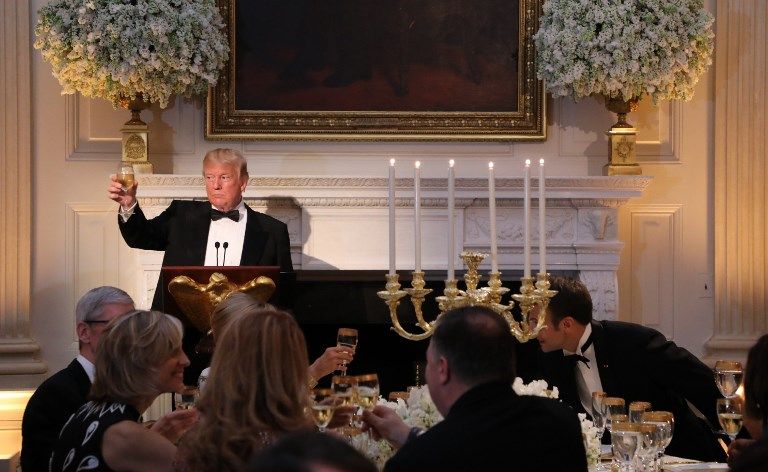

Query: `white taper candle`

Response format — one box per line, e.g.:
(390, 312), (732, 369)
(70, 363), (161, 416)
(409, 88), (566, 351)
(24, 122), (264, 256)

(414, 161), (422, 273)
(524, 159), (531, 278)
(388, 158), (396, 275)
(448, 160), (455, 280)
(538, 158), (546, 274)
(489, 162), (498, 273)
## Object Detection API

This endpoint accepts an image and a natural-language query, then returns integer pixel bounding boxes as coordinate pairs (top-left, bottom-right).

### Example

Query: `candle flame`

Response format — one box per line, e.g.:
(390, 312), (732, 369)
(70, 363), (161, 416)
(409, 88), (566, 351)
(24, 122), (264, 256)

(449, 159), (455, 167)
(525, 159), (531, 166)
(539, 158), (545, 165)
(415, 161), (421, 169)
(390, 158), (395, 166)
(488, 162), (494, 169)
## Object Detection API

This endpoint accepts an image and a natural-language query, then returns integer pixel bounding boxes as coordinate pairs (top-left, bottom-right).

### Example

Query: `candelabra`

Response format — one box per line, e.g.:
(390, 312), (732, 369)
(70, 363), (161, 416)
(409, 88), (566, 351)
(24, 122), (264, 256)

(377, 251), (557, 342)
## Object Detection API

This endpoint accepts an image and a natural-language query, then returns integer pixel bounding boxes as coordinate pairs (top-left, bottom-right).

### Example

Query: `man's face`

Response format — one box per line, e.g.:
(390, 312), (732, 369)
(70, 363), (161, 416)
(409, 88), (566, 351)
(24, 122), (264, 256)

(204, 161), (247, 212)
(78, 302), (133, 360)
(531, 309), (567, 353)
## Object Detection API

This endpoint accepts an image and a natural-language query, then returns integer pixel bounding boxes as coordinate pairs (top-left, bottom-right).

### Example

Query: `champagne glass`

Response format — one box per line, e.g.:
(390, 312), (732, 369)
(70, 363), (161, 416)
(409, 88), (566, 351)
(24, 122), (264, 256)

(714, 360), (743, 398)
(176, 386), (198, 410)
(603, 397), (626, 434)
(610, 421), (641, 472)
(117, 163), (135, 192)
(717, 397), (743, 441)
(310, 388), (337, 432)
(629, 401), (652, 423)
(331, 375), (358, 408)
(354, 374), (380, 411)
(336, 328), (358, 375)
(641, 411), (674, 462)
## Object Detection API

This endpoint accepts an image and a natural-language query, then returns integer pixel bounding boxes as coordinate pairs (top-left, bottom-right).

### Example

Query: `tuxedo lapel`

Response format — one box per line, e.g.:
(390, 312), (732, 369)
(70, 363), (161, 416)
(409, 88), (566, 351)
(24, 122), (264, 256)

(184, 202), (211, 265)
(591, 320), (616, 395)
(241, 205), (268, 265)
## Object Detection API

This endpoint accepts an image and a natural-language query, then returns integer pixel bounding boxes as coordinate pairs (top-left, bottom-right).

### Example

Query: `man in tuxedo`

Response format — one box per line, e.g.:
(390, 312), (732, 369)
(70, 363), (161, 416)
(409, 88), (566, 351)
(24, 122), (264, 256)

(108, 148), (293, 382)
(531, 276), (726, 462)
(21, 286), (134, 471)
(362, 306), (587, 472)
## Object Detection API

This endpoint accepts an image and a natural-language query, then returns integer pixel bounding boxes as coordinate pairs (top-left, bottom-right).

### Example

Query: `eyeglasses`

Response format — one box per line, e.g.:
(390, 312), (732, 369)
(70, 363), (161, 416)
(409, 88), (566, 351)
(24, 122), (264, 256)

(84, 320), (110, 325)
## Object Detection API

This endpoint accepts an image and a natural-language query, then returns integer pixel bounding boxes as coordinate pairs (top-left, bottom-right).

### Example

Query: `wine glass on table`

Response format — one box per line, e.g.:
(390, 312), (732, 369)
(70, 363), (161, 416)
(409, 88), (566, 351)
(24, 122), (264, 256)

(629, 401), (652, 423)
(591, 392), (609, 471)
(641, 411), (674, 465)
(714, 360), (743, 398)
(117, 163), (135, 192)
(310, 388), (338, 433)
(336, 328), (358, 375)
(717, 397), (743, 442)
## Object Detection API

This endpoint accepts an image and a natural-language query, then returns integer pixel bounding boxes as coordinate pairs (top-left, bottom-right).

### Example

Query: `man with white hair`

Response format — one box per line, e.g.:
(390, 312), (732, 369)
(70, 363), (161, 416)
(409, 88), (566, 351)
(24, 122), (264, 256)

(21, 286), (135, 471)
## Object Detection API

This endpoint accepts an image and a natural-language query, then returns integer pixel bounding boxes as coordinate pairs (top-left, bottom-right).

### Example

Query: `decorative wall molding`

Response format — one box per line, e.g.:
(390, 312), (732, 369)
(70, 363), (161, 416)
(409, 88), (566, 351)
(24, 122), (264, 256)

(708, 0), (768, 361)
(0, 0), (45, 376)
(580, 271), (618, 321)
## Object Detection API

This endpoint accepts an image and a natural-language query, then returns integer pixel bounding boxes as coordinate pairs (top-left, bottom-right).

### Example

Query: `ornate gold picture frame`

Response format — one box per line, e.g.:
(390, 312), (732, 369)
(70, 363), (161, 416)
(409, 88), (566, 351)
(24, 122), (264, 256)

(206, 0), (544, 141)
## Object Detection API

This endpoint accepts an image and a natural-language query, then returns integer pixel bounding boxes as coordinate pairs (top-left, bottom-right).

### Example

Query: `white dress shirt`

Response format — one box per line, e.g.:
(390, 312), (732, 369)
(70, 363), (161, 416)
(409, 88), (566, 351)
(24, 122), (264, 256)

(203, 200), (248, 266)
(76, 354), (95, 383)
(563, 323), (604, 413)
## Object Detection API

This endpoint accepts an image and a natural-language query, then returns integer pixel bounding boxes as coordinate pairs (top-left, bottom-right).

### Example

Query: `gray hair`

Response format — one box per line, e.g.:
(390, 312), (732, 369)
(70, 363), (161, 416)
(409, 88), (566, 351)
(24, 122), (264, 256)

(75, 286), (134, 323)
(203, 148), (249, 179)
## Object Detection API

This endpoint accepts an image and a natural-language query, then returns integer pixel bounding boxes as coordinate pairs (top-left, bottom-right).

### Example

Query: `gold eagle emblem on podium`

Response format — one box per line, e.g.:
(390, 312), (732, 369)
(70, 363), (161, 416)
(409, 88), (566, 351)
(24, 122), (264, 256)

(168, 272), (276, 334)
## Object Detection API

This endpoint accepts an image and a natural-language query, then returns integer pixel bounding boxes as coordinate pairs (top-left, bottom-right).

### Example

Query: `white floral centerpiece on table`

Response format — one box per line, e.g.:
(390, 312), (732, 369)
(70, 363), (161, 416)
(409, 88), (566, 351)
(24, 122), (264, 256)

(33, 0), (229, 108)
(351, 380), (600, 470)
(534, 0), (714, 104)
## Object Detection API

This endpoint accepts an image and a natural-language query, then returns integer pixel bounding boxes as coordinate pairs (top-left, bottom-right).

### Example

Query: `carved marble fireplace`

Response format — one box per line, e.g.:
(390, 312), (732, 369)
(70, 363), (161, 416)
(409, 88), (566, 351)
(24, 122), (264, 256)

(129, 174), (652, 321)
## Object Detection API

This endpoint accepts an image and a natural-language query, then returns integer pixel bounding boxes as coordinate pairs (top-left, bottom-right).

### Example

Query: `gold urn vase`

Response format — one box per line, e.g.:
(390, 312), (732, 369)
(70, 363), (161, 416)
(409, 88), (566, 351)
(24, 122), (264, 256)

(602, 96), (641, 176)
(118, 93), (154, 174)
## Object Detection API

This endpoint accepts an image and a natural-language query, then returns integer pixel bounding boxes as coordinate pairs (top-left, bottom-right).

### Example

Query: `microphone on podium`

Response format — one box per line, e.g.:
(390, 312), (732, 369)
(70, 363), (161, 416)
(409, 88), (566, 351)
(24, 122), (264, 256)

(222, 242), (229, 266)
(214, 241), (221, 266)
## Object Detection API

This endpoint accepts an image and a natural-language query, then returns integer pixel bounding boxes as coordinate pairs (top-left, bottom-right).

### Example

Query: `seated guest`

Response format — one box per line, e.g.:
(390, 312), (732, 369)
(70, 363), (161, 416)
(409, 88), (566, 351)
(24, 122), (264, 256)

(197, 292), (353, 390)
(362, 306), (587, 472)
(49, 310), (198, 472)
(531, 276), (726, 462)
(246, 430), (378, 472)
(21, 286), (134, 471)
(728, 334), (768, 471)
(180, 307), (351, 471)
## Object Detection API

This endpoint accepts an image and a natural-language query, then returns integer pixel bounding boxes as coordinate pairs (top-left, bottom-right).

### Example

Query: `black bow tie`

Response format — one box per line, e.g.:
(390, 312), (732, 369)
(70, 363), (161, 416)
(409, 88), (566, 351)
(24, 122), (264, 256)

(567, 331), (594, 368)
(210, 208), (240, 222)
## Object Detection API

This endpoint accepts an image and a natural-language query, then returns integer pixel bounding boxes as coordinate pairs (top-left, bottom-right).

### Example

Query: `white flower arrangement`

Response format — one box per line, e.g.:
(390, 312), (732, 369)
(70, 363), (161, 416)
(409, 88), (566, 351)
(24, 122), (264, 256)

(534, 0), (714, 103)
(34, 0), (229, 108)
(352, 380), (599, 470)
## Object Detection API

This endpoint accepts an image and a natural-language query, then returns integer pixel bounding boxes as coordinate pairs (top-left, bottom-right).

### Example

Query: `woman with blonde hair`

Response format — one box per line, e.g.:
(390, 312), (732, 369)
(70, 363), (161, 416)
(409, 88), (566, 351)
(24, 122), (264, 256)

(180, 306), (317, 471)
(197, 292), (353, 390)
(50, 310), (197, 471)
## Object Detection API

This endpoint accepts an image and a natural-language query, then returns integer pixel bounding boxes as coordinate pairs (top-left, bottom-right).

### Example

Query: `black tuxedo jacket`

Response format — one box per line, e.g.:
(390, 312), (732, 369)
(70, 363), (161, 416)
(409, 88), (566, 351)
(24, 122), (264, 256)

(384, 382), (587, 472)
(21, 359), (91, 471)
(118, 200), (293, 310)
(536, 320), (726, 462)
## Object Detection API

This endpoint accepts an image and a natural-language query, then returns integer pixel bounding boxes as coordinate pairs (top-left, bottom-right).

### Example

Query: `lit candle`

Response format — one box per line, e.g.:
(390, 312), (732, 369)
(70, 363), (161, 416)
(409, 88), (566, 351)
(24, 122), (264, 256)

(538, 158), (546, 275)
(489, 162), (498, 273)
(389, 158), (396, 276)
(524, 159), (531, 278)
(448, 160), (455, 280)
(414, 161), (422, 273)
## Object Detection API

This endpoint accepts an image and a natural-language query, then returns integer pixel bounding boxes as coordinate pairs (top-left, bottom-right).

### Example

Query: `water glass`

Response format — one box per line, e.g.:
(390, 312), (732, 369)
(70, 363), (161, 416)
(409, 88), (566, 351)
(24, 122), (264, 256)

(714, 360), (743, 398)
(603, 397), (626, 433)
(636, 423), (661, 471)
(641, 411), (674, 461)
(629, 401), (652, 423)
(611, 421), (641, 472)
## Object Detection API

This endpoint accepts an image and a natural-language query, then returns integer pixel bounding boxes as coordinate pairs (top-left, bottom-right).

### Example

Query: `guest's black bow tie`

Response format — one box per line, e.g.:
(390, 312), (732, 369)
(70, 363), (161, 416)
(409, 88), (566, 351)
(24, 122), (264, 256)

(210, 208), (240, 222)
(567, 331), (595, 368)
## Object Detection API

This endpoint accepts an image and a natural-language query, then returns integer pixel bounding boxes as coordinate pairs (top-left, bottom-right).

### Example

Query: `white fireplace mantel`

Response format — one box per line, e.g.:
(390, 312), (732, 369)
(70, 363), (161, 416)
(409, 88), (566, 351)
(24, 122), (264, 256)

(128, 175), (652, 321)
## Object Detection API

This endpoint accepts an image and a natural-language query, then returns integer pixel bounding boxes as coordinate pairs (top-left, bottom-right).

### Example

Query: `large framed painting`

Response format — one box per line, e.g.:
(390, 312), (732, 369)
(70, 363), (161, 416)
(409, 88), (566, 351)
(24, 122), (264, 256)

(206, 0), (545, 141)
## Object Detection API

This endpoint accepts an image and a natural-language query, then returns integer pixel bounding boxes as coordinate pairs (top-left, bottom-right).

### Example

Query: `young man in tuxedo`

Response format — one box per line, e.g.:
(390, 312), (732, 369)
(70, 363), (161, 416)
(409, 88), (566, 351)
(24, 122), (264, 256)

(21, 286), (134, 471)
(108, 148), (293, 382)
(531, 276), (727, 462)
(362, 306), (587, 472)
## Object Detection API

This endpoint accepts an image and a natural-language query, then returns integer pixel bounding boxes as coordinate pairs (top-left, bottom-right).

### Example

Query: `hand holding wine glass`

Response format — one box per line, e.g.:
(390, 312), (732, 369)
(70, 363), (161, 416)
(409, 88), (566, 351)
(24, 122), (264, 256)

(108, 163), (138, 208)
(336, 328), (358, 375)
